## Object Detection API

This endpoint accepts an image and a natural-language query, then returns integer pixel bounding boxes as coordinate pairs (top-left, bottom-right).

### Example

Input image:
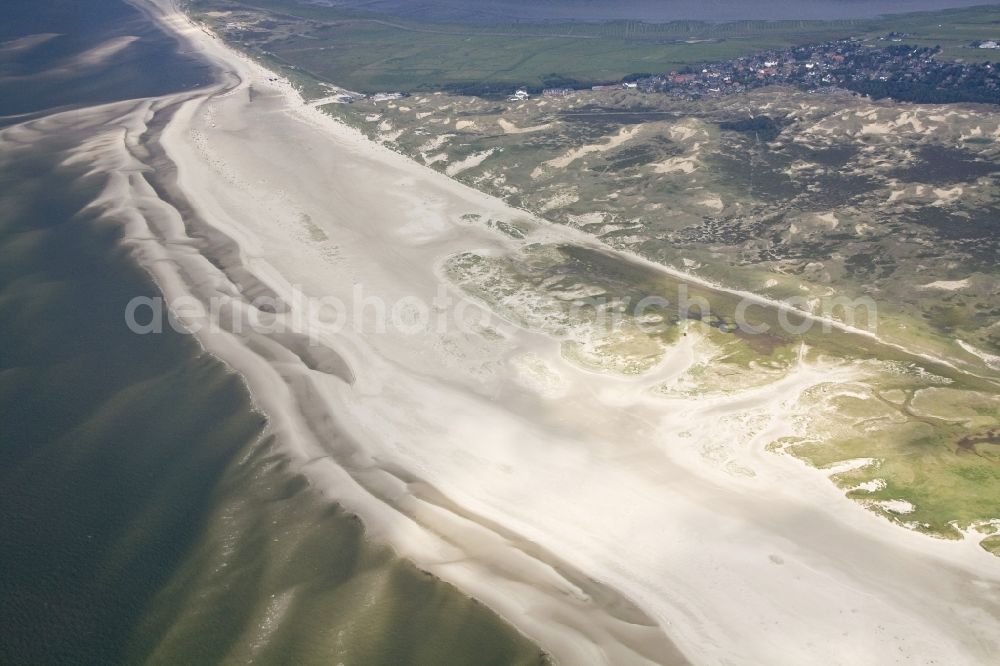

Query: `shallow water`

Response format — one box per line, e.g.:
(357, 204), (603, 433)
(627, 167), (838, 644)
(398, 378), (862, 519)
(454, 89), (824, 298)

(0, 1), (543, 663)
(0, 0), (211, 123)
(0, 110), (265, 664)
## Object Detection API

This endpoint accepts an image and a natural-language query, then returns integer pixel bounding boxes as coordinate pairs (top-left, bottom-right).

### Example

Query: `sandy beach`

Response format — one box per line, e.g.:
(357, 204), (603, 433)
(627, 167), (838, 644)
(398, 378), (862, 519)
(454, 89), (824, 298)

(31, 0), (999, 662)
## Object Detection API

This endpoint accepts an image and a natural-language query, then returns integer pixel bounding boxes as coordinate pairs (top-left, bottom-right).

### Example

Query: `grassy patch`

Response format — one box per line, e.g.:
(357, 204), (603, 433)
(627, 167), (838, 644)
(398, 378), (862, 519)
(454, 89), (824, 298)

(791, 381), (1000, 540)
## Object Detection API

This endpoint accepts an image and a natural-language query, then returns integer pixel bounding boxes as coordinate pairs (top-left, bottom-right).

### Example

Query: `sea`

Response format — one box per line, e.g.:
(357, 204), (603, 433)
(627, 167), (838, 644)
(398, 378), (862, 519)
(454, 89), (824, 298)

(0, 1), (542, 663)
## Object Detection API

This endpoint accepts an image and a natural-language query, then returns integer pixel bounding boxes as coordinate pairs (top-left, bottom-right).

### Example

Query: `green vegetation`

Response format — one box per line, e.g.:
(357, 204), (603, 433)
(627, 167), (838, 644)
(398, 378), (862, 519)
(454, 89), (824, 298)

(186, 0), (1000, 95)
(792, 382), (1000, 540)
(786, 373), (1000, 538)
(862, 6), (1000, 61)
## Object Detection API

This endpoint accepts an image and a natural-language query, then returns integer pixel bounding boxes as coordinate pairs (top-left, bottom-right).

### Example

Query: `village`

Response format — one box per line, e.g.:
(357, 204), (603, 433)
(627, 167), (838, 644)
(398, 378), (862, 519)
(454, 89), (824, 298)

(209, 3), (1000, 108)
(516, 36), (1000, 106)
(363, 37), (1000, 107)
(626, 37), (1000, 105)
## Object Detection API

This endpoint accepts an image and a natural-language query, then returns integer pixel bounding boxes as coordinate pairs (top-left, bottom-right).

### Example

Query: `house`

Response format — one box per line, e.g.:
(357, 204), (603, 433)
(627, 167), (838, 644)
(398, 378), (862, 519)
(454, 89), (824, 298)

(979, 40), (1000, 49)
(507, 89), (530, 101)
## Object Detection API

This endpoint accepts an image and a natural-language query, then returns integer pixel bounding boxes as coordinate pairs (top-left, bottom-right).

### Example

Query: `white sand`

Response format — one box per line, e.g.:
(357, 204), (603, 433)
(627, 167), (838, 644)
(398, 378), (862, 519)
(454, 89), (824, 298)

(667, 125), (696, 141)
(815, 212), (839, 229)
(544, 125), (640, 169)
(854, 479), (886, 493)
(877, 500), (917, 515)
(932, 185), (964, 206)
(538, 188), (579, 213)
(959, 340), (1000, 370)
(418, 133), (454, 153)
(498, 118), (553, 134)
(920, 278), (970, 291)
(652, 155), (697, 174)
(445, 148), (498, 176)
(43, 2), (1000, 664)
(698, 195), (723, 211)
(824, 458), (877, 475)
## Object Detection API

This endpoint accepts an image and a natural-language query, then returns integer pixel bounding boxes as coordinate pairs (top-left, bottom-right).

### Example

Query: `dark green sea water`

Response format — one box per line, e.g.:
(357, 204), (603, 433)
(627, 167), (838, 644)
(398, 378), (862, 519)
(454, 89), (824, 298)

(0, 1), (543, 663)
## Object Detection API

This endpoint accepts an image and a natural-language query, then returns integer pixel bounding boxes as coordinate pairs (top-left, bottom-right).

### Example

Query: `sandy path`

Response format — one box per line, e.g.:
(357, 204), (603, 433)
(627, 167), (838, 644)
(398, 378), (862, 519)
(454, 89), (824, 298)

(67, 2), (1000, 663)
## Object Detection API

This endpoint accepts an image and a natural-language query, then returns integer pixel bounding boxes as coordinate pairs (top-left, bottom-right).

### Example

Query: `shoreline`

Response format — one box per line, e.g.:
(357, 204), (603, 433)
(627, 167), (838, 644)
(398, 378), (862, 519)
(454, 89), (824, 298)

(106, 3), (689, 661)
(61, 1), (1000, 663)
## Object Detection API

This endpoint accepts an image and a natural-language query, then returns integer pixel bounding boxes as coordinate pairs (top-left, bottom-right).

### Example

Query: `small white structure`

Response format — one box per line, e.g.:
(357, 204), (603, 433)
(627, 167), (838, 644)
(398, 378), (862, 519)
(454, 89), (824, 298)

(979, 40), (1000, 49)
(507, 89), (530, 102)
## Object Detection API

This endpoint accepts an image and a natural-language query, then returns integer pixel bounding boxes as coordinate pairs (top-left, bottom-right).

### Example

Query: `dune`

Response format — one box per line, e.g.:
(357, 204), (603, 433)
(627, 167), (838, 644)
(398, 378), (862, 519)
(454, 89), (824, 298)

(498, 118), (553, 134)
(653, 156), (697, 174)
(545, 125), (641, 169)
(919, 278), (970, 290)
(445, 147), (498, 176)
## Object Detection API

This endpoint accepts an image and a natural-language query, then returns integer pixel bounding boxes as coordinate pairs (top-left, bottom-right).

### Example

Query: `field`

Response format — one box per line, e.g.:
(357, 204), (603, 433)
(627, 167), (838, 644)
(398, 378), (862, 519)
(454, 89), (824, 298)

(185, 0), (1000, 95)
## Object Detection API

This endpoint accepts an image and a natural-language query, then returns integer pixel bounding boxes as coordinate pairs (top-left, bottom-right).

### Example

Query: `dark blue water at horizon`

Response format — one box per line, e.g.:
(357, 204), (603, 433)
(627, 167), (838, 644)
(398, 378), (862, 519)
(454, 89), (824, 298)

(0, 0), (213, 122)
(320, 0), (1000, 23)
